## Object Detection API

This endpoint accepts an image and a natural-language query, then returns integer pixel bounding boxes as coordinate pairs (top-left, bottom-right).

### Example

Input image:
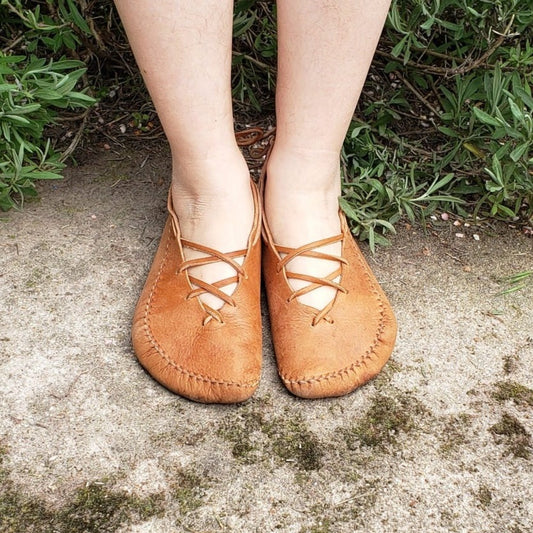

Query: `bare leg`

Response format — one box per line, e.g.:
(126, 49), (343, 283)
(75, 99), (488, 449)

(267, 0), (391, 309)
(114, 0), (252, 309)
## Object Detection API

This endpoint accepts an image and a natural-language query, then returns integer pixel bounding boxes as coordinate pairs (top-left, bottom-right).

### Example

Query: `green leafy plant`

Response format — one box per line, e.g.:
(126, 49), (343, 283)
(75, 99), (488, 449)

(0, 53), (95, 209)
(338, 0), (533, 240)
(0, 0), (96, 210)
(2, 0), (532, 246)
(232, 0), (277, 112)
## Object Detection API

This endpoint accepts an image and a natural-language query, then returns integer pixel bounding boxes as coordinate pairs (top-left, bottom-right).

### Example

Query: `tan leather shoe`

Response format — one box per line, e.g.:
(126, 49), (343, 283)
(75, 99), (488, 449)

(132, 182), (262, 404)
(262, 210), (397, 399)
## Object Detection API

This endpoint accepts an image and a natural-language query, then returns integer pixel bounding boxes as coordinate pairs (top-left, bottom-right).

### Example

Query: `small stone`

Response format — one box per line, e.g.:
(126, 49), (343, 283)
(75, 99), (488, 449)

(441, 213), (449, 221)
(473, 234), (480, 241)
(453, 220), (461, 226)
(103, 143), (110, 150)
(119, 124), (127, 134)
(463, 265), (472, 272)
(455, 233), (465, 238)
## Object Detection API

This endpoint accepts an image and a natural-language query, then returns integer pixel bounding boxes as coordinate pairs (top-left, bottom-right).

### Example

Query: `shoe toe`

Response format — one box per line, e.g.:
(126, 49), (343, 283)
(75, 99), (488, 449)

(133, 319), (261, 403)
(278, 303), (397, 399)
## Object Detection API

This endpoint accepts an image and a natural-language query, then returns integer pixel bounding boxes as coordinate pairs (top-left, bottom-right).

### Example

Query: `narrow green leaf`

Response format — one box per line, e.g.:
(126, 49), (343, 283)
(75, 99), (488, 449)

(29, 171), (63, 180)
(510, 143), (529, 162)
(473, 107), (501, 127)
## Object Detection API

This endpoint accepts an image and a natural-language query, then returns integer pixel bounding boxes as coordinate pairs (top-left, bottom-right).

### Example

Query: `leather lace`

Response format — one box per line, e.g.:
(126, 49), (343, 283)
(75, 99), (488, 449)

(275, 234), (348, 326)
(178, 240), (247, 326)
(172, 127), (273, 326)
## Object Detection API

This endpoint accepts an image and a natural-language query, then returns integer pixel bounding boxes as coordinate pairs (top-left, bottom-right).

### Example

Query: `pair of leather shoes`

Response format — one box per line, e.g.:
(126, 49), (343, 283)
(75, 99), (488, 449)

(132, 180), (396, 403)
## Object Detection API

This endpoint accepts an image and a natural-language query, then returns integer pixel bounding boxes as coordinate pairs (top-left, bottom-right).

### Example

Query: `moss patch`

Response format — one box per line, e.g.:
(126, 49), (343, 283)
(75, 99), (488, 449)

(371, 359), (403, 388)
(218, 406), (323, 471)
(439, 413), (473, 455)
(217, 406), (266, 464)
(0, 483), (51, 533)
(0, 457), (164, 533)
(476, 485), (493, 508)
(300, 518), (332, 533)
(264, 414), (323, 471)
(170, 470), (208, 515)
(56, 482), (164, 533)
(343, 391), (429, 450)
(492, 381), (533, 407)
(503, 353), (519, 374)
(489, 413), (532, 459)
(0, 442), (8, 483)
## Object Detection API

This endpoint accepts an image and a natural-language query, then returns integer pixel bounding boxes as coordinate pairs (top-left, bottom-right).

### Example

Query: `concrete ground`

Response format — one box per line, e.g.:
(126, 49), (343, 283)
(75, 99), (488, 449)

(1, 145), (532, 533)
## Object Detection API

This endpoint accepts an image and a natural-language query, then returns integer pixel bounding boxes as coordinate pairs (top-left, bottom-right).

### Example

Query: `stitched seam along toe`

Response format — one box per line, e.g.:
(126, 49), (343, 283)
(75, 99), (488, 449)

(279, 246), (387, 386)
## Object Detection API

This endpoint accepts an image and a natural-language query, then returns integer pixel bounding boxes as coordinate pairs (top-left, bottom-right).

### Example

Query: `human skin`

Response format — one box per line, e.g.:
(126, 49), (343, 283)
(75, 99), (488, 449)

(266, 0), (392, 308)
(113, 0), (392, 310)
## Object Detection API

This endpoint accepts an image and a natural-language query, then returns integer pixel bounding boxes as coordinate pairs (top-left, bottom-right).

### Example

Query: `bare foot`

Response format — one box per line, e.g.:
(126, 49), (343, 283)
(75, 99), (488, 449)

(171, 149), (254, 311)
(264, 147), (343, 311)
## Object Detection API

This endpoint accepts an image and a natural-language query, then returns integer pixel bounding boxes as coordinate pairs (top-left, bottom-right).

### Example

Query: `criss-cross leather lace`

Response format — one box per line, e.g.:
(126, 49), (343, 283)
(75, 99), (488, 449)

(275, 234), (349, 326)
(165, 127), (271, 327)
(176, 240), (248, 326)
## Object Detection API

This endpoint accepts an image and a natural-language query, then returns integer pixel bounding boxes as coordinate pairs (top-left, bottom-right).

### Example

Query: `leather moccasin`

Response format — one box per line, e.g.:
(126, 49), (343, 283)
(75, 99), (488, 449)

(132, 182), (262, 404)
(262, 210), (397, 399)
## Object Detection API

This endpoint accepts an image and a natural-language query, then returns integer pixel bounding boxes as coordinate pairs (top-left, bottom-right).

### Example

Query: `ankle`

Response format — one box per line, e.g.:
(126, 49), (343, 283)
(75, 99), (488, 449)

(172, 146), (250, 198)
(264, 150), (341, 248)
(265, 145), (341, 196)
